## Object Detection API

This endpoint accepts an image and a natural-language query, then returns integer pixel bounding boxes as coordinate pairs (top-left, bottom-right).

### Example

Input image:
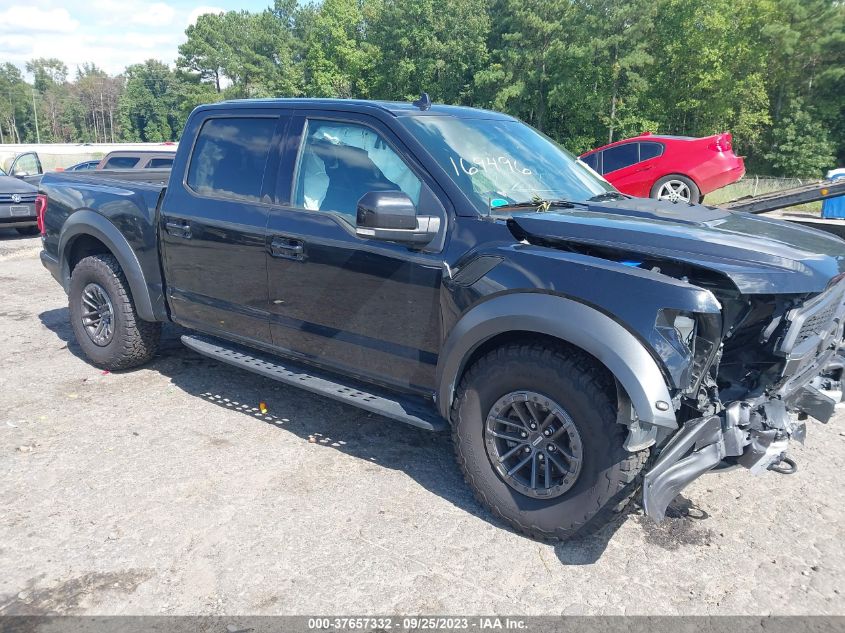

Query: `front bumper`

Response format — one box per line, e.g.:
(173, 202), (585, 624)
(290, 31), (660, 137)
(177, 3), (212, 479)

(642, 397), (815, 521)
(643, 280), (845, 521)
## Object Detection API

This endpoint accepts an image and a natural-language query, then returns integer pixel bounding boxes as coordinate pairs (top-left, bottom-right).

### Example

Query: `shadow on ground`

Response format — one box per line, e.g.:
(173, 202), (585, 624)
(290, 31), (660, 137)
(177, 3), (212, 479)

(38, 307), (689, 562)
(0, 228), (36, 240)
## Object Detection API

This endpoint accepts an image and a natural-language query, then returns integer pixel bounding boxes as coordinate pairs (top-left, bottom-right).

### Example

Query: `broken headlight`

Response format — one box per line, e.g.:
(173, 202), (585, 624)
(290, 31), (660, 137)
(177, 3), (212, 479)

(655, 309), (722, 395)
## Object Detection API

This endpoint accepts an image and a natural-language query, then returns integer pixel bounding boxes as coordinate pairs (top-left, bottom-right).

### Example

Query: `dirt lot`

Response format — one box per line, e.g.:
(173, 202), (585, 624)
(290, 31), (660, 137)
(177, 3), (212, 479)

(1, 229), (844, 616)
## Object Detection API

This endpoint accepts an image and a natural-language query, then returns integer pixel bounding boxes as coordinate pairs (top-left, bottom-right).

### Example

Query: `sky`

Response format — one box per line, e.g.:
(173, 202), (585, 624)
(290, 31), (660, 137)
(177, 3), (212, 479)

(0, 0), (272, 77)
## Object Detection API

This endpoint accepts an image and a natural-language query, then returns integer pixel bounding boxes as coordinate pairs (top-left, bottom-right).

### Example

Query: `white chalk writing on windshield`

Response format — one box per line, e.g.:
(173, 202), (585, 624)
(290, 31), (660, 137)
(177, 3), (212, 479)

(448, 155), (532, 177)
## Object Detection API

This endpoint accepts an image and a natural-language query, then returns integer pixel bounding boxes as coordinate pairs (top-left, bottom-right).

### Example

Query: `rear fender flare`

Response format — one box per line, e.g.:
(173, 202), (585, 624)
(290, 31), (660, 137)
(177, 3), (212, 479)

(58, 210), (157, 322)
(436, 293), (678, 429)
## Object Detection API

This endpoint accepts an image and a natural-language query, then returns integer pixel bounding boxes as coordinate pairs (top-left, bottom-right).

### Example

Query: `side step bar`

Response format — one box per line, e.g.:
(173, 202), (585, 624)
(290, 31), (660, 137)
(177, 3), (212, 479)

(181, 334), (448, 432)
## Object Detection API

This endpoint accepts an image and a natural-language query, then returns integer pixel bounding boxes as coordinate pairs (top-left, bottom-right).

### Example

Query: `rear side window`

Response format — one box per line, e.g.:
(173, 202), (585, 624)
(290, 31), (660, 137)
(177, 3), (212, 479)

(601, 143), (638, 174)
(187, 117), (276, 202)
(146, 157), (173, 169)
(104, 156), (140, 169)
(639, 142), (664, 160)
(581, 153), (598, 171)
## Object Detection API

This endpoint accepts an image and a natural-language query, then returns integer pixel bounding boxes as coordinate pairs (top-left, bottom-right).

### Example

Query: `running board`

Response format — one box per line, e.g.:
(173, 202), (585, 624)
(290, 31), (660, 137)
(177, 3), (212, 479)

(181, 334), (447, 432)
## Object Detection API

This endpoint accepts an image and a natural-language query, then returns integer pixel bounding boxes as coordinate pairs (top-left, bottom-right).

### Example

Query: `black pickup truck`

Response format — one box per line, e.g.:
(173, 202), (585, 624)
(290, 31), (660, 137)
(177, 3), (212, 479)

(39, 97), (845, 541)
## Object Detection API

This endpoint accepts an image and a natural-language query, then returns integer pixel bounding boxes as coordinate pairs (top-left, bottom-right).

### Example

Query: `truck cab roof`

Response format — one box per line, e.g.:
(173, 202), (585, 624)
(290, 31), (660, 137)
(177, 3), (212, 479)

(205, 98), (517, 121)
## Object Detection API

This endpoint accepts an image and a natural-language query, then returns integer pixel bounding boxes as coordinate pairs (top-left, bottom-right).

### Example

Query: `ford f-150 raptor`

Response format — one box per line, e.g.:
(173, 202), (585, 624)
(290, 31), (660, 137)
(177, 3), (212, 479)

(38, 97), (845, 541)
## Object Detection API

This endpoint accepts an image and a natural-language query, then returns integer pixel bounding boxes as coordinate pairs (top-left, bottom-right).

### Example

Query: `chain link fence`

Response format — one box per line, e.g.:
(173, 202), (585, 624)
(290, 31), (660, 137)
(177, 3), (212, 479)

(707, 175), (824, 212)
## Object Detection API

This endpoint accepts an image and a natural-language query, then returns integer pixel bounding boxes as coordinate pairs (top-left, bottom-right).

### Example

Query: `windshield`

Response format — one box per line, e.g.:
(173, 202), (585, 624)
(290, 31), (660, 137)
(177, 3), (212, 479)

(400, 116), (614, 214)
(0, 166), (6, 176)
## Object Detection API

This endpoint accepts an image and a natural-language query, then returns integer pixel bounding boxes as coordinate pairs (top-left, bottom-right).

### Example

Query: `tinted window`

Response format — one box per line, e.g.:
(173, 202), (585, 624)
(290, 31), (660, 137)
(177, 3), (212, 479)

(187, 117), (276, 202)
(294, 120), (421, 222)
(104, 156), (140, 169)
(581, 153), (598, 171)
(146, 157), (173, 169)
(601, 143), (639, 174)
(640, 142), (664, 160)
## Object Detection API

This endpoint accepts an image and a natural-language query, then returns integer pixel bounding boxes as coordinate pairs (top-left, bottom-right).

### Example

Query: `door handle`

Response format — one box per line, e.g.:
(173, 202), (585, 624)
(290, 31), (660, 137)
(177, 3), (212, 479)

(270, 236), (305, 260)
(165, 219), (191, 238)
(634, 165), (654, 173)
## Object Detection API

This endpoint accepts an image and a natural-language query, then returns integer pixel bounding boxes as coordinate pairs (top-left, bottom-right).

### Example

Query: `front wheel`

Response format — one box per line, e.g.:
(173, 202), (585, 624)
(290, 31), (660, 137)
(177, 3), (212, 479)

(69, 254), (161, 370)
(451, 342), (648, 541)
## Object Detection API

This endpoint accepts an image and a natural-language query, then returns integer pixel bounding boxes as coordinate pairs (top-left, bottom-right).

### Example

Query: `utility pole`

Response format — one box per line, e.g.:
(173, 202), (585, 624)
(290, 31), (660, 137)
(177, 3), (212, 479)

(31, 88), (40, 143)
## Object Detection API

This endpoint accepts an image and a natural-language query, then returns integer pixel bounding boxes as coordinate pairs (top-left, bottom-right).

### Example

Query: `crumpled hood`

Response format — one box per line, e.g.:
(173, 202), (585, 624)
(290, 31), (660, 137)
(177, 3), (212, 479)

(510, 198), (845, 294)
(0, 175), (38, 194)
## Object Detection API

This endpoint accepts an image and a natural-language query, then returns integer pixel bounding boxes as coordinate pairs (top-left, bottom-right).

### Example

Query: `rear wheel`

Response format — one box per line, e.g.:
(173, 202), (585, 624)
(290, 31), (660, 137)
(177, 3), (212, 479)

(69, 254), (161, 370)
(451, 342), (648, 541)
(651, 175), (700, 204)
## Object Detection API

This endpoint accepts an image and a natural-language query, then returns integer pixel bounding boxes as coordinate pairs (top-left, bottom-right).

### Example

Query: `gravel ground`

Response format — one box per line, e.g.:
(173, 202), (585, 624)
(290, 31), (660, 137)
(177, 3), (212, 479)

(0, 229), (843, 616)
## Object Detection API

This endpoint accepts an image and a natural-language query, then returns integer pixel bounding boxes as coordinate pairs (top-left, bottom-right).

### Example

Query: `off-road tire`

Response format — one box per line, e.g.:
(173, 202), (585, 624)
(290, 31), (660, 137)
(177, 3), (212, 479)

(451, 342), (648, 541)
(69, 254), (161, 370)
(16, 226), (39, 236)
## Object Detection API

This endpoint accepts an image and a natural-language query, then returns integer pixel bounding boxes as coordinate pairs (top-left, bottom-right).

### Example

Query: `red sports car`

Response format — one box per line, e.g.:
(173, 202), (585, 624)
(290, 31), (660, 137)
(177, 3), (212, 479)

(579, 132), (745, 204)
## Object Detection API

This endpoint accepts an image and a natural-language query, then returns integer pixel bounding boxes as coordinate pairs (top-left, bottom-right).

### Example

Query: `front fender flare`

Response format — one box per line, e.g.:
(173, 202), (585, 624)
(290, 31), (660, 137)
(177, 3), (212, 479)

(435, 293), (677, 429)
(58, 210), (158, 322)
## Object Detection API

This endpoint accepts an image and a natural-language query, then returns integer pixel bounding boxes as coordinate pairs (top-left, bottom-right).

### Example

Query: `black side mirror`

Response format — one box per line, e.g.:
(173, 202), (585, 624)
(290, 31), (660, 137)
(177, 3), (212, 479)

(356, 190), (439, 246)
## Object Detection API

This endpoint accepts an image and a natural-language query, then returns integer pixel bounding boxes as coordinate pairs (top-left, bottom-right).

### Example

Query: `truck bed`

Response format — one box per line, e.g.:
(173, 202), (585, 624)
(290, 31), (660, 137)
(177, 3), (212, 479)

(48, 168), (170, 188)
(39, 168), (170, 321)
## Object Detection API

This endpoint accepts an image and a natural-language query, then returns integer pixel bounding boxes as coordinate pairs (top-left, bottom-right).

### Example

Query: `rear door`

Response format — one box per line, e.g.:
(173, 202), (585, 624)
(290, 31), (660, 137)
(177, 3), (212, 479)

(160, 110), (287, 346)
(263, 112), (447, 393)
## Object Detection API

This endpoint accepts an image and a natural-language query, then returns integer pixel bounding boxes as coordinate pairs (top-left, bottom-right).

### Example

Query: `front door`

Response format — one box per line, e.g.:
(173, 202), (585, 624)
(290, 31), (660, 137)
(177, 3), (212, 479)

(265, 114), (446, 394)
(160, 113), (286, 346)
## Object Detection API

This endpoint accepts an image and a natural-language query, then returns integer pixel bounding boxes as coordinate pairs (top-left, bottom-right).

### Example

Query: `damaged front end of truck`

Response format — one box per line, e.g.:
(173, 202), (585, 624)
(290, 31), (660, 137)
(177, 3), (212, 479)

(507, 201), (845, 521)
(642, 278), (845, 520)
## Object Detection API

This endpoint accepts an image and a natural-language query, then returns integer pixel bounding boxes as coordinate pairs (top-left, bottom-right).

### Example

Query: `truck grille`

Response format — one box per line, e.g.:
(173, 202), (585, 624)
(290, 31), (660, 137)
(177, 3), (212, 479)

(0, 193), (37, 204)
(778, 280), (845, 380)
(794, 302), (839, 345)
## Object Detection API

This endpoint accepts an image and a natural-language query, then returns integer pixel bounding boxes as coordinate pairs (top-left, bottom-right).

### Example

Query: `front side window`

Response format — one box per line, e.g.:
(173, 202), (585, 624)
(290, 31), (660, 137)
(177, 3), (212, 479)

(294, 120), (422, 222)
(187, 117), (276, 202)
(400, 116), (613, 214)
(104, 156), (140, 169)
(601, 143), (639, 174)
(581, 153), (599, 171)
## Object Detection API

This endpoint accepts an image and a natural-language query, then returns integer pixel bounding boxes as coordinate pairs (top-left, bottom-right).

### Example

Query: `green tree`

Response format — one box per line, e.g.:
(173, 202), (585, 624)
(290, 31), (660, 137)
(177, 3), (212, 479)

(178, 12), (229, 92)
(179, 9), (301, 98)
(26, 58), (68, 93)
(372, 0), (490, 104)
(302, 0), (379, 98)
(764, 99), (836, 177)
(118, 60), (180, 142)
(476, 0), (569, 132)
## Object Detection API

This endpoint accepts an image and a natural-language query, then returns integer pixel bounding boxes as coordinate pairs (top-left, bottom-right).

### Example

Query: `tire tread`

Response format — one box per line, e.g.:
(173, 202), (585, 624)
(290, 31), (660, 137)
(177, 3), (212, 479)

(70, 254), (160, 370)
(450, 340), (648, 542)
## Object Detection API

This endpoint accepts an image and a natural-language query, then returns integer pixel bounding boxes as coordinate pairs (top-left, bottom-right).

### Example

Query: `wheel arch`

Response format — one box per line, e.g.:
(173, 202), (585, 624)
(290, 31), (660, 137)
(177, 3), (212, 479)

(435, 293), (678, 429)
(650, 173), (701, 198)
(59, 210), (160, 322)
